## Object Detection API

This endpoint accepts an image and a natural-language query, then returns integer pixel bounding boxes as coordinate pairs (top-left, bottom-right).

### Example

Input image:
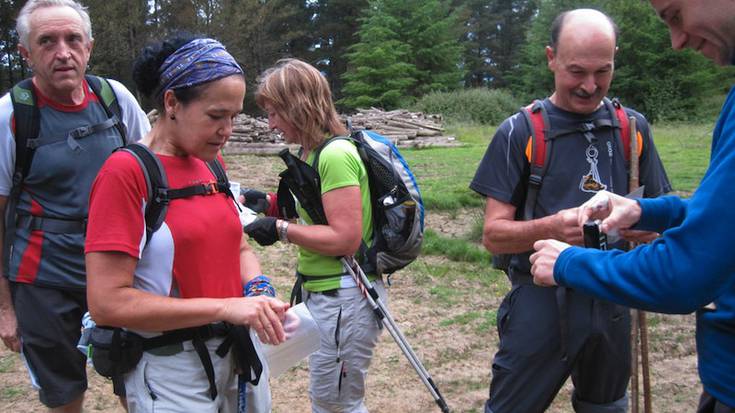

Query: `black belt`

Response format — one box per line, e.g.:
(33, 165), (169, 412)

(143, 323), (261, 401)
(17, 214), (86, 234)
(290, 272), (341, 306)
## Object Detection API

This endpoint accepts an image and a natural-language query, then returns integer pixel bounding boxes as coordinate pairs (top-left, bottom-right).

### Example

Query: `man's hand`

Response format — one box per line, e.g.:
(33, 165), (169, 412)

(243, 217), (278, 246)
(530, 239), (571, 287)
(553, 207), (584, 245)
(0, 306), (20, 352)
(577, 190), (642, 235)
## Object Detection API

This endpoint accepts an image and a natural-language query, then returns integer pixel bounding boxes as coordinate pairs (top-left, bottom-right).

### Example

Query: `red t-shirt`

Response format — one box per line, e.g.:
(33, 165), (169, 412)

(86, 150), (242, 299)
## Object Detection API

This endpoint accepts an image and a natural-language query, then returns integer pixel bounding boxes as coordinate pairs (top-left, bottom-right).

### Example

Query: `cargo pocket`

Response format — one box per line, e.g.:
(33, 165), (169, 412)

(497, 284), (522, 339)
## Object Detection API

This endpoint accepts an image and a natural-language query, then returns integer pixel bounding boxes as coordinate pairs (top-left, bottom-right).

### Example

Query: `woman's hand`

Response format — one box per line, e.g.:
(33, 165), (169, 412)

(222, 296), (289, 345)
(243, 217), (278, 246)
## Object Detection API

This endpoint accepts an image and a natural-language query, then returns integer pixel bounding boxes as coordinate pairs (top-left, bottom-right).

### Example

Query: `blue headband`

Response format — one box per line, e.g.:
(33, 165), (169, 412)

(157, 38), (243, 97)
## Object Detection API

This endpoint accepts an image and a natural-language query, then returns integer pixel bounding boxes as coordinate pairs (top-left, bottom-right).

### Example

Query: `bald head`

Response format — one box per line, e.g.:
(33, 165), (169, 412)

(550, 9), (618, 53)
(545, 9), (618, 114)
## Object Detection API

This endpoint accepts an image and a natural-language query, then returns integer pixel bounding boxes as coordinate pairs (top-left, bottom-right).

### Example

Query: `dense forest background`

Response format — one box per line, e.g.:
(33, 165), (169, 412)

(1, 0), (733, 121)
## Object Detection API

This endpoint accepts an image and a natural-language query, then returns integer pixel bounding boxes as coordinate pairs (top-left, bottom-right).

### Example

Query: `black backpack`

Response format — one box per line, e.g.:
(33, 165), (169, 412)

(311, 129), (425, 277)
(119, 143), (234, 244)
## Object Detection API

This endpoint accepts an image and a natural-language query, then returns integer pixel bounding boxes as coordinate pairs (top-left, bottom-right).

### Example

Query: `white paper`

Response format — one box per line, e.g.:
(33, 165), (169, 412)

(252, 303), (321, 378)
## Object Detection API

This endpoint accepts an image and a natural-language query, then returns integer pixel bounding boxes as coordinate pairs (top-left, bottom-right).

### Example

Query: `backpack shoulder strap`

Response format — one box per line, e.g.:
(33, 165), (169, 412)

(119, 143), (169, 247)
(311, 135), (352, 171)
(205, 157), (234, 200)
(520, 99), (553, 221)
(9, 78), (40, 198)
(604, 97), (630, 161)
(85, 75), (127, 145)
(4, 78), (39, 275)
(605, 98), (643, 175)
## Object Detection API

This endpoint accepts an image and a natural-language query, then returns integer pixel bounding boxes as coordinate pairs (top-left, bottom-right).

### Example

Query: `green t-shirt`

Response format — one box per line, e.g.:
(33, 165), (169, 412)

(297, 139), (373, 291)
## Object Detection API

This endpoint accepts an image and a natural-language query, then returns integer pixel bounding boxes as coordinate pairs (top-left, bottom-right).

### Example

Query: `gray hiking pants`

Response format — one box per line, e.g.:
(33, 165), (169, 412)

(124, 337), (238, 413)
(305, 281), (386, 413)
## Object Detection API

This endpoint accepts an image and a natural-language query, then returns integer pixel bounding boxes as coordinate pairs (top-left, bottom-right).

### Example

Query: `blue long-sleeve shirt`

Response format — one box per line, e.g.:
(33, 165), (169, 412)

(555, 87), (735, 407)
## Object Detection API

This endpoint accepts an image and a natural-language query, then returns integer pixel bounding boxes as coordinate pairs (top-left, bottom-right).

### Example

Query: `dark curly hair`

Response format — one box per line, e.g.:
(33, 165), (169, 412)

(133, 32), (206, 110)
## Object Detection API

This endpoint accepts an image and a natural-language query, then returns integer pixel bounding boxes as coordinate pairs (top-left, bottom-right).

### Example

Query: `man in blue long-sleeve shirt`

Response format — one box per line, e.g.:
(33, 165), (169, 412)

(531, 1), (735, 411)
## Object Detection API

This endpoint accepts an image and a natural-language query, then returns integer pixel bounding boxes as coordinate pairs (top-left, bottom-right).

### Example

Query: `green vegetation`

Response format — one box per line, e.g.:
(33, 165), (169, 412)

(340, 0), (464, 110)
(400, 124), (494, 210)
(422, 229), (490, 263)
(0, 386), (23, 401)
(0, 354), (14, 373)
(411, 88), (519, 125)
(651, 123), (712, 194)
(439, 309), (497, 332)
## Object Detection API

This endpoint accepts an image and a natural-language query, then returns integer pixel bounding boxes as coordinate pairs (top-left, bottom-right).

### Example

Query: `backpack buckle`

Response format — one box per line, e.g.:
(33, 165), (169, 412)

(580, 122), (595, 132)
(528, 174), (543, 188)
(204, 181), (219, 195)
(69, 125), (91, 139)
(154, 188), (170, 205)
(11, 171), (24, 187)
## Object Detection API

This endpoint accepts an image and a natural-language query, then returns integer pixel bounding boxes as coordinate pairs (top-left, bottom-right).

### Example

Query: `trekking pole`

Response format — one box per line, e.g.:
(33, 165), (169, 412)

(628, 116), (652, 413)
(340, 256), (451, 413)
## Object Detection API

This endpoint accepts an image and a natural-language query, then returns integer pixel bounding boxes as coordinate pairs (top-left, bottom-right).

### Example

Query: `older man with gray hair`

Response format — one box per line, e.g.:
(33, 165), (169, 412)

(0, 1), (149, 411)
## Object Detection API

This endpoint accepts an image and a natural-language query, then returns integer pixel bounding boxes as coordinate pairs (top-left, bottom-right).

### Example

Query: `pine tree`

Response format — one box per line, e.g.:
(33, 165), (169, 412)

(213, 0), (310, 112)
(0, 0), (24, 92)
(305, 0), (369, 100)
(340, 5), (416, 109)
(341, 0), (464, 110)
(86, 0), (150, 94)
(457, 0), (536, 88)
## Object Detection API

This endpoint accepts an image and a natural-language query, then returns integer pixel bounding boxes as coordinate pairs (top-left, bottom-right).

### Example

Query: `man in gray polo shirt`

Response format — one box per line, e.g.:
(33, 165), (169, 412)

(0, 1), (149, 411)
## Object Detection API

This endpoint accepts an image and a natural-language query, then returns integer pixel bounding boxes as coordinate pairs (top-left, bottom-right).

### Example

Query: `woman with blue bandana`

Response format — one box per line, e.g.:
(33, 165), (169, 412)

(84, 34), (289, 412)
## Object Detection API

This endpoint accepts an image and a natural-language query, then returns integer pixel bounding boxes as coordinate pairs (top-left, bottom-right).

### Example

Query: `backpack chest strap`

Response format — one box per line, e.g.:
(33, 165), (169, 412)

(26, 115), (121, 150)
(161, 181), (230, 203)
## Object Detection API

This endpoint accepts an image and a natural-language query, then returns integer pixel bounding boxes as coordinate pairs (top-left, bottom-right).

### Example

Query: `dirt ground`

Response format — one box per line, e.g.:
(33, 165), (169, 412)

(0, 154), (701, 412)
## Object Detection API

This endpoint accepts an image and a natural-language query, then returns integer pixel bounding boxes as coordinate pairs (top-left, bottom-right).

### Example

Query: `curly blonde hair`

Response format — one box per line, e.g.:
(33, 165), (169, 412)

(255, 59), (347, 150)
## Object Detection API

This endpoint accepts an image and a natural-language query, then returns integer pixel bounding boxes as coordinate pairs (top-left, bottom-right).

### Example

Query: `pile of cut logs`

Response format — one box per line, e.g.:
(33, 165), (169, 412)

(147, 108), (458, 155)
(346, 108), (457, 149)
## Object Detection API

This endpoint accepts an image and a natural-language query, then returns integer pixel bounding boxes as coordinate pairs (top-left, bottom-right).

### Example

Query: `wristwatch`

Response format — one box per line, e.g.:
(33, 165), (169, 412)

(277, 219), (290, 244)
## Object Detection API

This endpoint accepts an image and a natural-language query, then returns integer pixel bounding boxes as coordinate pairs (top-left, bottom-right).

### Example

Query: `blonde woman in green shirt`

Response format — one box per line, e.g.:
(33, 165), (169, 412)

(244, 58), (385, 413)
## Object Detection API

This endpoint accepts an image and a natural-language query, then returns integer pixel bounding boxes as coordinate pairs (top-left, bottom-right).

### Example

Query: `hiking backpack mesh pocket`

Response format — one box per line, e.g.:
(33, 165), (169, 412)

(351, 130), (424, 275)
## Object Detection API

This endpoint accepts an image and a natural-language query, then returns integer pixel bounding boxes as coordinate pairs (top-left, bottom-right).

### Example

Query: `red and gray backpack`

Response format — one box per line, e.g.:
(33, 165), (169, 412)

(492, 97), (643, 272)
(3, 75), (126, 274)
